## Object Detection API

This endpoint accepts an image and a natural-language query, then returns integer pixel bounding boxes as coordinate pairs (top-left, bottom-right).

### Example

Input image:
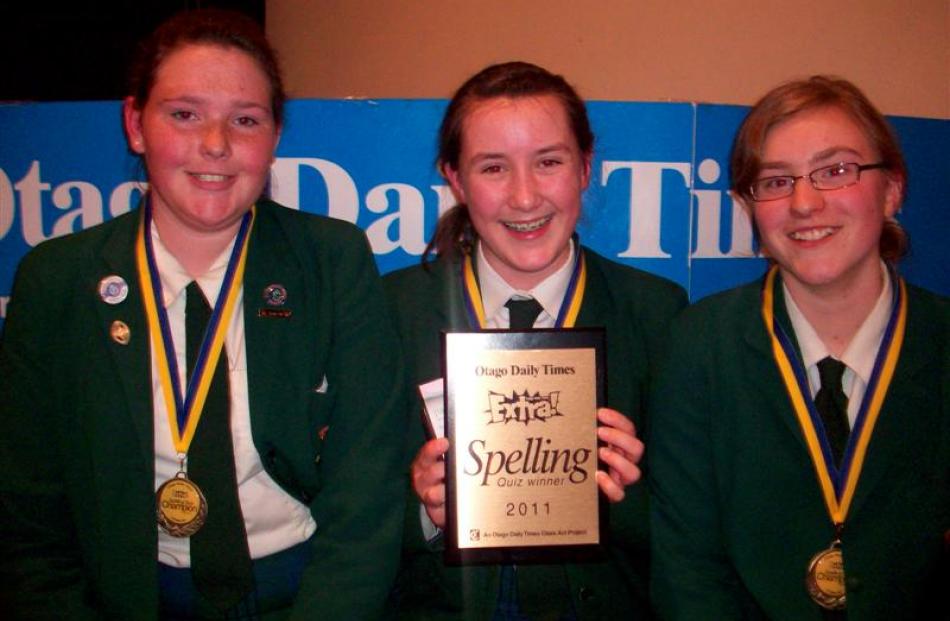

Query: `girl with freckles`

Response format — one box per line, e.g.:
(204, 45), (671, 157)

(649, 76), (949, 620)
(0, 9), (405, 619)
(384, 61), (686, 620)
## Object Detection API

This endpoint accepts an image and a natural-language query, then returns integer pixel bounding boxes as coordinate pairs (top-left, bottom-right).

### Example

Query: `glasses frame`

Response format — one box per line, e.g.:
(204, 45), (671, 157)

(750, 161), (887, 202)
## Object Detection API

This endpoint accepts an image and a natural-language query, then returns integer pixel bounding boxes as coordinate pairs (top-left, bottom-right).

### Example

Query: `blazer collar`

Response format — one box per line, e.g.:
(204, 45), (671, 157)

(575, 247), (608, 327)
(441, 253), (476, 331)
(93, 210), (154, 464)
(241, 207), (314, 445)
(848, 285), (934, 516)
(741, 273), (815, 449)
(743, 271), (798, 357)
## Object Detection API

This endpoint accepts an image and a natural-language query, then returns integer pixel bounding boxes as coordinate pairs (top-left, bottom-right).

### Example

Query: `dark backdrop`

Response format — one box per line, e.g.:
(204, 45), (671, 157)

(1, 1), (264, 102)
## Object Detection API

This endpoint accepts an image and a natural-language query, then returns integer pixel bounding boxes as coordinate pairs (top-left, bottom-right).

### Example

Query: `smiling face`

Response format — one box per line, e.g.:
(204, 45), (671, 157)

(444, 95), (591, 290)
(751, 106), (902, 298)
(124, 43), (280, 242)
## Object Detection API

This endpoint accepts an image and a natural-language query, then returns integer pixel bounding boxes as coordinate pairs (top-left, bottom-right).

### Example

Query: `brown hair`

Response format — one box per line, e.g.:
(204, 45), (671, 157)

(730, 75), (908, 261)
(127, 8), (286, 127)
(424, 61), (593, 261)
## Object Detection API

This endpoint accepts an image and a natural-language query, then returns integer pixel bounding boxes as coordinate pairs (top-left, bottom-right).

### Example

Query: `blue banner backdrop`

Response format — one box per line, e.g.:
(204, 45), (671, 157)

(1, 99), (947, 326)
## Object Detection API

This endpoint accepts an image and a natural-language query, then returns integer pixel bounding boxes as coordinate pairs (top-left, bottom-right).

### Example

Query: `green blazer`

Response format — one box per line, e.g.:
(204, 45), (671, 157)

(649, 276), (950, 620)
(0, 201), (407, 620)
(383, 248), (686, 620)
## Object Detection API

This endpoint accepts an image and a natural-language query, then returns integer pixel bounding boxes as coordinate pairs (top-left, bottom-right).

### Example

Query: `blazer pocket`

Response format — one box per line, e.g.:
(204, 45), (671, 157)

(258, 385), (336, 506)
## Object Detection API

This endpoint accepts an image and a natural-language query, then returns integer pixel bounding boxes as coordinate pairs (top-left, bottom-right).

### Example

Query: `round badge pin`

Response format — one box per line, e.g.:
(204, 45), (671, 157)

(110, 320), (131, 345)
(99, 275), (129, 305)
(263, 283), (288, 306)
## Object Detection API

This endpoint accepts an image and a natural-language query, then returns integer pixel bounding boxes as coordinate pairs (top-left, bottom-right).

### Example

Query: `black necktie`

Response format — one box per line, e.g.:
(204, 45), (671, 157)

(505, 297), (544, 330)
(185, 282), (254, 610)
(815, 357), (850, 467)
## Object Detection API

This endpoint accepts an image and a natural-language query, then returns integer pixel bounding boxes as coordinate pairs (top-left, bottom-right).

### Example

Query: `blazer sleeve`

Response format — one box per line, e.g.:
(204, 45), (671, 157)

(0, 249), (99, 620)
(647, 310), (753, 619)
(289, 226), (408, 620)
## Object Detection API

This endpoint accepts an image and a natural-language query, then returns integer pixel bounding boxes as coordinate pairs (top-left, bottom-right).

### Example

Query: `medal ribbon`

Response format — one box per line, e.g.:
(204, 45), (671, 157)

(761, 265), (906, 524)
(460, 243), (586, 330)
(136, 201), (255, 454)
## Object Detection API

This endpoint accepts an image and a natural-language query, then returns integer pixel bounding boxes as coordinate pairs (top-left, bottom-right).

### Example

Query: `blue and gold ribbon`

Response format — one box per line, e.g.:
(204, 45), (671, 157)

(136, 201), (255, 454)
(761, 265), (906, 525)
(460, 241), (586, 330)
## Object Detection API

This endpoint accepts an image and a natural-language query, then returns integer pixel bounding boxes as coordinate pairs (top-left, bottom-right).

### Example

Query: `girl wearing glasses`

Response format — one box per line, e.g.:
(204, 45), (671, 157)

(649, 76), (948, 620)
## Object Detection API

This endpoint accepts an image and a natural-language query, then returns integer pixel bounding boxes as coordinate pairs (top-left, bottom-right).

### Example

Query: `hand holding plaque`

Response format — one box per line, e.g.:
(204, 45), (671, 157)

(442, 328), (607, 565)
(411, 437), (450, 529)
(593, 408), (644, 502)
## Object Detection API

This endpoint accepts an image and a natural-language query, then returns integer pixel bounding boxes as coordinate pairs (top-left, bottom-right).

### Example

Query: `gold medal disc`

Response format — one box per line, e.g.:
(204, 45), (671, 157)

(156, 475), (208, 537)
(805, 545), (846, 610)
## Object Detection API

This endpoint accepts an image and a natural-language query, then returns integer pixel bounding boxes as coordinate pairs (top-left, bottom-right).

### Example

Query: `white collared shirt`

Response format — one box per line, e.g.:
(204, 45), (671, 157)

(151, 226), (315, 567)
(783, 264), (893, 427)
(476, 239), (576, 329)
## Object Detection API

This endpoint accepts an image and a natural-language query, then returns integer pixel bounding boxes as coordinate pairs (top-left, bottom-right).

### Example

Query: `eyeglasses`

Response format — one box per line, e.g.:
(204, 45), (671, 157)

(750, 162), (887, 201)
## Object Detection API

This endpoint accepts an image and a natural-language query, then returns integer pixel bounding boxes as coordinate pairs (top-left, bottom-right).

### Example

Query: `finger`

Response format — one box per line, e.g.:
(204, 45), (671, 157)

(411, 439), (449, 478)
(421, 481), (447, 529)
(417, 437), (450, 466)
(422, 480), (446, 509)
(596, 407), (635, 434)
(413, 467), (447, 514)
(426, 504), (446, 530)
(411, 439), (449, 496)
(598, 446), (642, 487)
(596, 470), (626, 503)
(597, 426), (644, 465)
(412, 455), (445, 489)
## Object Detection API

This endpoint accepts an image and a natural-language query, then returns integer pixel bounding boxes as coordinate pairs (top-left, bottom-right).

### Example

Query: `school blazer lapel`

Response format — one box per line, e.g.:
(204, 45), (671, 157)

(241, 208), (315, 456)
(575, 249), (608, 328)
(439, 255), (473, 332)
(846, 288), (936, 517)
(742, 277), (817, 452)
(92, 211), (153, 466)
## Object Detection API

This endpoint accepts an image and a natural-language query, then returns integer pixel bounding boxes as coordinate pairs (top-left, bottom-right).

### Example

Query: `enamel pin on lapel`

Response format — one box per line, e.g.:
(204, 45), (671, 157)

(259, 283), (292, 318)
(98, 275), (129, 305)
(110, 320), (131, 345)
(263, 283), (287, 306)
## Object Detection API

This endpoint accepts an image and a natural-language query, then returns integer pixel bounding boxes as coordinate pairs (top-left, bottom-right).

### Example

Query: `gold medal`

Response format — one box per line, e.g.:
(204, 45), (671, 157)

(805, 542), (846, 610)
(156, 473), (207, 537)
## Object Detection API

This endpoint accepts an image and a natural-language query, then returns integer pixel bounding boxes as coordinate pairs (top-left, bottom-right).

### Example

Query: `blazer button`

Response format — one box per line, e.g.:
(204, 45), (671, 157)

(314, 454), (322, 464)
(845, 575), (861, 592)
(578, 586), (595, 601)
